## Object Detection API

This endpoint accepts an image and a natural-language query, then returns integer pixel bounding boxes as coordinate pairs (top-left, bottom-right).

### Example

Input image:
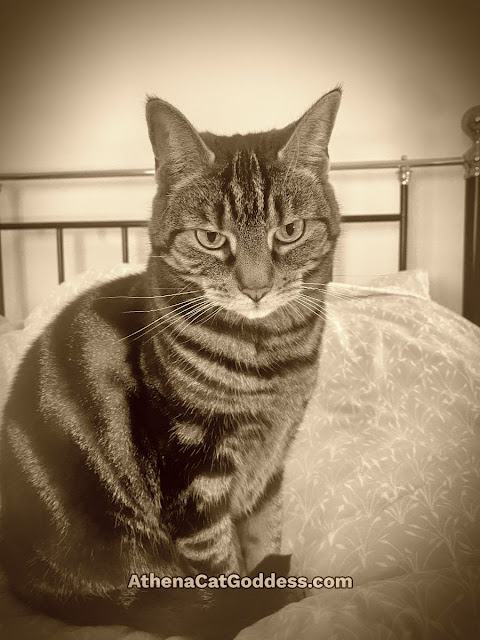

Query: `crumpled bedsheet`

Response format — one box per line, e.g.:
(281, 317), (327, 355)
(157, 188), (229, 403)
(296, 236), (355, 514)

(1, 266), (479, 640)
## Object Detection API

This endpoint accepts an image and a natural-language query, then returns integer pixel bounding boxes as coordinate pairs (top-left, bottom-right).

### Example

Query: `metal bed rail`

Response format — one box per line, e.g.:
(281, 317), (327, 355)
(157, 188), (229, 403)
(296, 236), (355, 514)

(0, 156), (464, 181)
(0, 220), (147, 289)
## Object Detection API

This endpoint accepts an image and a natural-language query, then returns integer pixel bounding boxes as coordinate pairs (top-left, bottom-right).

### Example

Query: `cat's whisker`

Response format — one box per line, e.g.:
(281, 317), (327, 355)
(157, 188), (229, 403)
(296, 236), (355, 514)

(208, 306), (224, 325)
(285, 299), (307, 324)
(167, 302), (219, 341)
(299, 294), (365, 344)
(156, 301), (222, 346)
(177, 305), (221, 338)
(299, 296), (366, 343)
(291, 300), (309, 323)
(153, 288), (203, 296)
(301, 281), (384, 298)
(140, 306), (208, 346)
(101, 289), (202, 302)
(297, 296), (340, 330)
(143, 300), (216, 345)
(156, 300), (213, 334)
(301, 284), (366, 302)
(151, 288), (203, 295)
(301, 285), (350, 298)
(164, 299), (215, 329)
(123, 295), (206, 314)
(298, 292), (327, 307)
(194, 302), (221, 325)
(315, 289), (383, 303)
(299, 295), (344, 330)
(302, 290), (358, 303)
(119, 297), (208, 343)
(297, 299), (327, 319)
(333, 273), (396, 278)
(119, 314), (167, 343)
(294, 302), (327, 328)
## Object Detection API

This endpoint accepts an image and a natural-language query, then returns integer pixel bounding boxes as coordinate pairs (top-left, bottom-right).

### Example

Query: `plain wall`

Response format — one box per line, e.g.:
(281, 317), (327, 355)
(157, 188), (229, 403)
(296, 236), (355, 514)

(0, 0), (479, 324)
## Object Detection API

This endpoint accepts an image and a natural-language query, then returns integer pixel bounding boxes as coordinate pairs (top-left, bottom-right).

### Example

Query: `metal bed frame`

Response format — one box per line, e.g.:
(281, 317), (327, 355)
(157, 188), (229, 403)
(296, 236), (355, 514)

(0, 106), (479, 326)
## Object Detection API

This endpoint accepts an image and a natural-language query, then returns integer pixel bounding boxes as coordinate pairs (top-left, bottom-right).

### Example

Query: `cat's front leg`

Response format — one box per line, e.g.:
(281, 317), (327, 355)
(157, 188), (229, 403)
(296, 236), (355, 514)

(176, 513), (246, 577)
(171, 472), (246, 577)
(235, 470), (305, 607)
(236, 471), (284, 573)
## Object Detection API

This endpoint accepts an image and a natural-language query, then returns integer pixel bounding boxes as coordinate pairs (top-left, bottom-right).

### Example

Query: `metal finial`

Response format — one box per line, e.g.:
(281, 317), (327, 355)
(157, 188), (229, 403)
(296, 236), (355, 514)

(462, 105), (480, 178)
(399, 155), (411, 185)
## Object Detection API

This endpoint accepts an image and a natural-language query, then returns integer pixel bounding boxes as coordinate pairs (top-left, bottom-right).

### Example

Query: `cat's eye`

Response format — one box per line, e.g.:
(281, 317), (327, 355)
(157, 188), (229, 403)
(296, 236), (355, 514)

(274, 219), (305, 244)
(195, 229), (227, 250)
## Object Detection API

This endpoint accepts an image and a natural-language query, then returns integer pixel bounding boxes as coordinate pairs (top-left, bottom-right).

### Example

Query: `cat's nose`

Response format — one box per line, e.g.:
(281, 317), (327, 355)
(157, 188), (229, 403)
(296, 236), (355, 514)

(241, 286), (271, 302)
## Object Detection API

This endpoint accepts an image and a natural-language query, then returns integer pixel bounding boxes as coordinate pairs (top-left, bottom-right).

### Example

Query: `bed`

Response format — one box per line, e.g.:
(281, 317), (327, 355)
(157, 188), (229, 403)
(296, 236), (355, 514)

(0, 108), (479, 639)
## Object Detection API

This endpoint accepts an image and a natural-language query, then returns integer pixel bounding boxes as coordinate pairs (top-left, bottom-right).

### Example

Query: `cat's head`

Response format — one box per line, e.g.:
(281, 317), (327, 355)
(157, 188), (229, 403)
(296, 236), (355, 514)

(145, 89), (341, 322)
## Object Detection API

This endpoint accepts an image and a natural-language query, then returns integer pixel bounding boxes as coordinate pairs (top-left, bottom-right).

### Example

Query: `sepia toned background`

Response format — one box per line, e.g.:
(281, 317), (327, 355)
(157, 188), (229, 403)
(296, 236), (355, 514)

(0, 0), (479, 324)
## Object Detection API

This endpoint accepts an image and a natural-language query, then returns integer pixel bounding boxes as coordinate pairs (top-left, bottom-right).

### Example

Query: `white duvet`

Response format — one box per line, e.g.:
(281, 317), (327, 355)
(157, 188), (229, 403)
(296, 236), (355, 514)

(1, 267), (479, 640)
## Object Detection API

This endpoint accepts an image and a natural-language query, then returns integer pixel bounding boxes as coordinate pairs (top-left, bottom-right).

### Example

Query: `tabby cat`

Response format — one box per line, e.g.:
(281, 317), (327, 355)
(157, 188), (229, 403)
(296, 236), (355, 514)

(0, 87), (341, 639)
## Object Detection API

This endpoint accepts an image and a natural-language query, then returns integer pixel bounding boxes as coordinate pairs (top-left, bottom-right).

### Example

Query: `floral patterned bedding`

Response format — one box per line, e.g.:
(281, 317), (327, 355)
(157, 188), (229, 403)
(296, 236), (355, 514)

(1, 267), (479, 640)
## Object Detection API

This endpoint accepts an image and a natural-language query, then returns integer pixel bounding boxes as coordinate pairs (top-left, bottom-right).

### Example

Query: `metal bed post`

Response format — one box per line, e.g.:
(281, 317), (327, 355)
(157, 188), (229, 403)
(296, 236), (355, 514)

(398, 156), (410, 271)
(462, 105), (480, 327)
(56, 227), (65, 283)
(0, 229), (3, 316)
(121, 226), (129, 263)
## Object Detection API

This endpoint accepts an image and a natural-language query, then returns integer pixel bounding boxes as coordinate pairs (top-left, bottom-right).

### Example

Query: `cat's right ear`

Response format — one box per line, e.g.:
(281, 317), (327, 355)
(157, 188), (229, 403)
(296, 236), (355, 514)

(145, 96), (215, 186)
(277, 87), (342, 175)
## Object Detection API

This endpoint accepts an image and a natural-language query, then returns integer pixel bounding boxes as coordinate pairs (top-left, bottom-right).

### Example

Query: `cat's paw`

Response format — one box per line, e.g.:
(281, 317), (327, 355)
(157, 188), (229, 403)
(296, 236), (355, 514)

(246, 553), (306, 613)
(281, 585), (307, 606)
(248, 553), (292, 578)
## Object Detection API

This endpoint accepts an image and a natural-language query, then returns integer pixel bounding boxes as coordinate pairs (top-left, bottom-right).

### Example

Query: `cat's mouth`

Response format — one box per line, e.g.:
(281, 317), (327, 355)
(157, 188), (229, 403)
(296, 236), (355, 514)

(204, 288), (288, 320)
(235, 303), (277, 320)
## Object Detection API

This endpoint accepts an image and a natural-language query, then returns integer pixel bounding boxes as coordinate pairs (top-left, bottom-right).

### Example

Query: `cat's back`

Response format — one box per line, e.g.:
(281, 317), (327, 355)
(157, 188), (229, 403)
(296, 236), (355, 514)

(0, 271), (153, 500)
(0, 271), (174, 601)
(6, 271), (148, 403)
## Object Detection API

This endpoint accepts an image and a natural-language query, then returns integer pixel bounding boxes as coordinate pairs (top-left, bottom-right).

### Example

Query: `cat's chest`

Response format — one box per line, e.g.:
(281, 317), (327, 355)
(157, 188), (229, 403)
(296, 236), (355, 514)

(155, 321), (321, 514)
(156, 318), (320, 419)
(222, 398), (305, 517)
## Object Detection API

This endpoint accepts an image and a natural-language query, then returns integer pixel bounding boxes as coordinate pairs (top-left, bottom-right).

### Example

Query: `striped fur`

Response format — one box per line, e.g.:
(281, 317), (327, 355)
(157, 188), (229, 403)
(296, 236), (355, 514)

(0, 88), (342, 639)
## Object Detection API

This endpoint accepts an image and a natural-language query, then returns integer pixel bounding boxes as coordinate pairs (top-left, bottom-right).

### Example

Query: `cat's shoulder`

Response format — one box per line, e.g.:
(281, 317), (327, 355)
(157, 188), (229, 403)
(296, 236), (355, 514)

(4, 272), (150, 418)
(21, 271), (150, 373)
(51, 271), (148, 339)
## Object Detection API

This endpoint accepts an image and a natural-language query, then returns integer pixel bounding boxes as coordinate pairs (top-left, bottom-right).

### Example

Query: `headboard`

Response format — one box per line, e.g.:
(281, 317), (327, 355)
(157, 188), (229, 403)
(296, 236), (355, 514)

(0, 105), (479, 326)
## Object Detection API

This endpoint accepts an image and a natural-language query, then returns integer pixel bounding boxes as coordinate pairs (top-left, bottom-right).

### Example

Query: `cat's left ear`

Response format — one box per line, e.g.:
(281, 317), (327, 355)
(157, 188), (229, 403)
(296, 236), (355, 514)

(278, 87), (342, 173)
(146, 96), (215, 186)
